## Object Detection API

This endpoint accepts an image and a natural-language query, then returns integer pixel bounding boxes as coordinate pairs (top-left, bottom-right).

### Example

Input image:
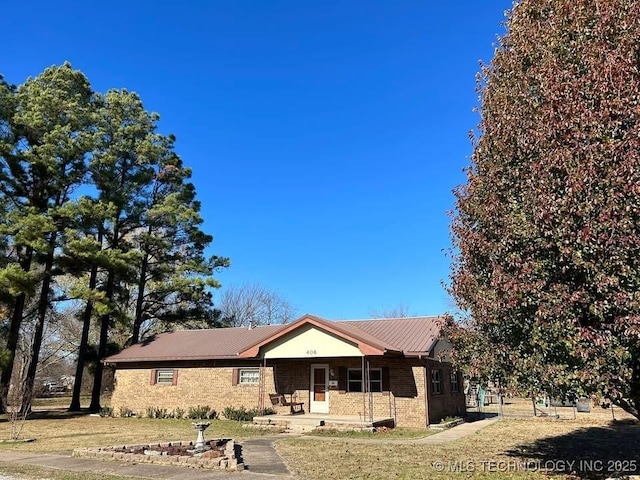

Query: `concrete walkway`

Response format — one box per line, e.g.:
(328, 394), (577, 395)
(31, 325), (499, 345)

(241, 437), (291, 476)
(0, 417), (499, 479)
(0, 441), (295, 480)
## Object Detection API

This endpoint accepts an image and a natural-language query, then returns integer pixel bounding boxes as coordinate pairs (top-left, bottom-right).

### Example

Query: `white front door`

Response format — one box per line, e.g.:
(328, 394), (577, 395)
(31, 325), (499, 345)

(310, 364), (329, 413)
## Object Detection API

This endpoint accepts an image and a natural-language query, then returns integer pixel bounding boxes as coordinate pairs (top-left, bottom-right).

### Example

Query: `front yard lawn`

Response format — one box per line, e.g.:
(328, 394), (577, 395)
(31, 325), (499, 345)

(0, 412), (276, 454)
(0, 403), (637, 480)
(276, 417), (640, 480)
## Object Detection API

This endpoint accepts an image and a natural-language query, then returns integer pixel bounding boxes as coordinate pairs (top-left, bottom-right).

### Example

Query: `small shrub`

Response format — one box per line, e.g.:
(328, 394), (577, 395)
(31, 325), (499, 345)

(118, 406), (134, 418)
(173, 407), (185, 419)
(187, 405), (211, 419)
(99, 407), (113, 417)
(223, 406), (274, 422)
(206, 408), (218, 420)
(145, 406), (169, 419)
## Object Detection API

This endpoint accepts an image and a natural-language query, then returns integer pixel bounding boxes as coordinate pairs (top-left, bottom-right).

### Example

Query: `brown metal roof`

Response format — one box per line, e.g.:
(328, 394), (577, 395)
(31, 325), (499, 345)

(104, 324), (285, 363)
(339, 316), (442, 355)
(104, 314), (443, 365)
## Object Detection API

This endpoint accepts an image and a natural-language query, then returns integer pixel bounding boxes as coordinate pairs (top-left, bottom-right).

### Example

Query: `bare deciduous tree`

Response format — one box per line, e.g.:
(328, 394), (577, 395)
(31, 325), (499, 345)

(216, 283), (296, 327)
(368, 303), (413, 319)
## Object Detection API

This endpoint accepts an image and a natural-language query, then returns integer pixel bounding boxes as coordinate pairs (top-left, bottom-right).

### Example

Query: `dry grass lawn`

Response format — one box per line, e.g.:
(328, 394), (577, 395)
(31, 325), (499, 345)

(0, 398), (637, 480)
(0, 411), (277, 454)
(477, 396), (630, 423)
(276, 411), (640, 480)
(0, 462), (137, 480)
(306, 427), (437, 439)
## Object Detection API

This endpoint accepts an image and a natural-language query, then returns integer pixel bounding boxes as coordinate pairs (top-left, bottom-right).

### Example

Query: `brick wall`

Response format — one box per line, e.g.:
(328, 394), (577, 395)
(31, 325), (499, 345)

(109, 357), (464, 427)
(110, 362), (277, 416)
(313, 358), (428, 428)
(424, 358), (467, 424)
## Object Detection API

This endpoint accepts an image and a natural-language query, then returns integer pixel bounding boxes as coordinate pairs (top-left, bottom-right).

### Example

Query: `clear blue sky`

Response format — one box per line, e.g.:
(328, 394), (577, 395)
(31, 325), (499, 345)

(3, 1), (512, 320)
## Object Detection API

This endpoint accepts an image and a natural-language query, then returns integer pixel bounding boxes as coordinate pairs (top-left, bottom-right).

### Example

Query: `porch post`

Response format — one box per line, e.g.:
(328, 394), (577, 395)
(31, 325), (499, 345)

(258, 357), (266, 411)
(361, 356), (366, 427)
(367, 359), (373, 423)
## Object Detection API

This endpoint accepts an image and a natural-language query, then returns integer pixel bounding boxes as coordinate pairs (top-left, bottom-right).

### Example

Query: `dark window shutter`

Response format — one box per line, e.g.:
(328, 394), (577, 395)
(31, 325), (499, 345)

(150, 369), (157, 385)
(172, 369), (178, 386)
(382, 367), (390, 395)
(338, 367), (346, 393)
(232, 368), (239, 386)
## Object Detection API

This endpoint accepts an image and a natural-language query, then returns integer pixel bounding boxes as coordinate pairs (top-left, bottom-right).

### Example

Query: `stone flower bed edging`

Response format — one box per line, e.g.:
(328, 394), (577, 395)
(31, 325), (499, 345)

(73, 439), (242, 470)
(429, 418), (465, 430)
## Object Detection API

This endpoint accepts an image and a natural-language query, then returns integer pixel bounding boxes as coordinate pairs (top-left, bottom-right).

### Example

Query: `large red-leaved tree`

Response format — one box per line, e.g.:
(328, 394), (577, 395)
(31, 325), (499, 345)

(449, 0), (640, 418)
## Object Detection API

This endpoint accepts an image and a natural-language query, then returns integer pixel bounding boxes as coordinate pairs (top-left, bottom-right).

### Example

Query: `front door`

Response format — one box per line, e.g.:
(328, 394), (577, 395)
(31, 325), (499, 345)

(310, 364), (329, 413)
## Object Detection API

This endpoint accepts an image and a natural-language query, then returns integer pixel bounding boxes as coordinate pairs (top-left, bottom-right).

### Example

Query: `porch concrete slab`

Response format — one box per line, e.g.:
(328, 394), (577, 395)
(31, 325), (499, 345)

(255, 413), (393, 426)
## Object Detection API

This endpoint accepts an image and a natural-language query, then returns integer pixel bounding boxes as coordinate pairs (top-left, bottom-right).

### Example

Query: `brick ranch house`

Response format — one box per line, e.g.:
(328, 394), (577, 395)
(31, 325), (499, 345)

(104, 314), (465, 427)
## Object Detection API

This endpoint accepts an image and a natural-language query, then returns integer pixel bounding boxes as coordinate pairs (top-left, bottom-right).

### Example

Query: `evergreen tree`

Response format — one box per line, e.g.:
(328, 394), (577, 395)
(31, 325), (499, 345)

(85, 89), (157, 411)
(0, 67), (226, 412)
(129, 147), (228, 344)
(0, 64), (94, 410)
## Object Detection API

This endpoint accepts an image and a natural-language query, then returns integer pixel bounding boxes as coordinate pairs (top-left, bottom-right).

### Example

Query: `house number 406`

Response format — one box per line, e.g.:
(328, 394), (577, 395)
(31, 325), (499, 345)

(306, 349), (317, 356)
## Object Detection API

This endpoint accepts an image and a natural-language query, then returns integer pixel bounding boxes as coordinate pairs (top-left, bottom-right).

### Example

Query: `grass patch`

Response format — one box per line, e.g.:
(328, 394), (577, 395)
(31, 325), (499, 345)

(306, 427), (436, 439)
(474, 396), (634, 424)
(0, 415), (276, 454)
(276, 417), (640, 479)
(0, 461), (138, 480)
(31, 395), (96, 409)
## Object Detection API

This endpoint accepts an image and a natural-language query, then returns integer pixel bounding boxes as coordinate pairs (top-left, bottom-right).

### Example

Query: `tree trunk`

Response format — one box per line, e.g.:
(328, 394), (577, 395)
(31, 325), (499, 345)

(23, 233), (58, 414)
(131, 250), (149, 346)
(89, 271), (114, 412)
(0, 247), (33, 413)
(69, 261), (99, 411)
(531, 392), (537, 417)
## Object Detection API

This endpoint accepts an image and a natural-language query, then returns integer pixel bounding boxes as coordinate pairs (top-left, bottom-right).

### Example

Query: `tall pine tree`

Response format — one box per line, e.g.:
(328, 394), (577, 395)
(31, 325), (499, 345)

(0, 64), (95, 411)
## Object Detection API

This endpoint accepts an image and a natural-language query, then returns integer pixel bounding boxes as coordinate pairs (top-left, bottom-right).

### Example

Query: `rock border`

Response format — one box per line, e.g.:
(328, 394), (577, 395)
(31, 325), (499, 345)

(429, 418), (465, 430)
(73, 439), (242, 471)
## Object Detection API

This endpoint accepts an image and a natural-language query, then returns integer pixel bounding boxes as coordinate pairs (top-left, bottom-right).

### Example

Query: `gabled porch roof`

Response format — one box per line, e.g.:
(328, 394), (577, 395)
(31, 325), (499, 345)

(237, 314), (402, 358)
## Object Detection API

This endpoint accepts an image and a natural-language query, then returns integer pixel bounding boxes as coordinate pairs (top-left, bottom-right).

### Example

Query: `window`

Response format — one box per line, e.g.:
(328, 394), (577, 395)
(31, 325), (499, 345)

(239, 368), (260, 385)
(369, 369), (382, 393)
(347, 368), (382, 392)
(156, 369), (175, 385)
(450, 371), (460, 393)
(431, 369), (441, 395)
(347, 369), (362, 392)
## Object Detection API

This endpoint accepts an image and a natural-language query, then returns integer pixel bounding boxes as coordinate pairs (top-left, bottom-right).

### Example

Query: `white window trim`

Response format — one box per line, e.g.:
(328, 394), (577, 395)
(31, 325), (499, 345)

(239, 368), (260, 385)
(347, 368), (382, 393)
(156, 369), (175, 385)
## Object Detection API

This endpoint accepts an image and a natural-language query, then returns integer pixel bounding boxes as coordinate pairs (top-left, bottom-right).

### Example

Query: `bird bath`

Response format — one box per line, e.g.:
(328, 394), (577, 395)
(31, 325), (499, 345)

(192, 422), (211, 451)
(73, 420), (241, 469)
